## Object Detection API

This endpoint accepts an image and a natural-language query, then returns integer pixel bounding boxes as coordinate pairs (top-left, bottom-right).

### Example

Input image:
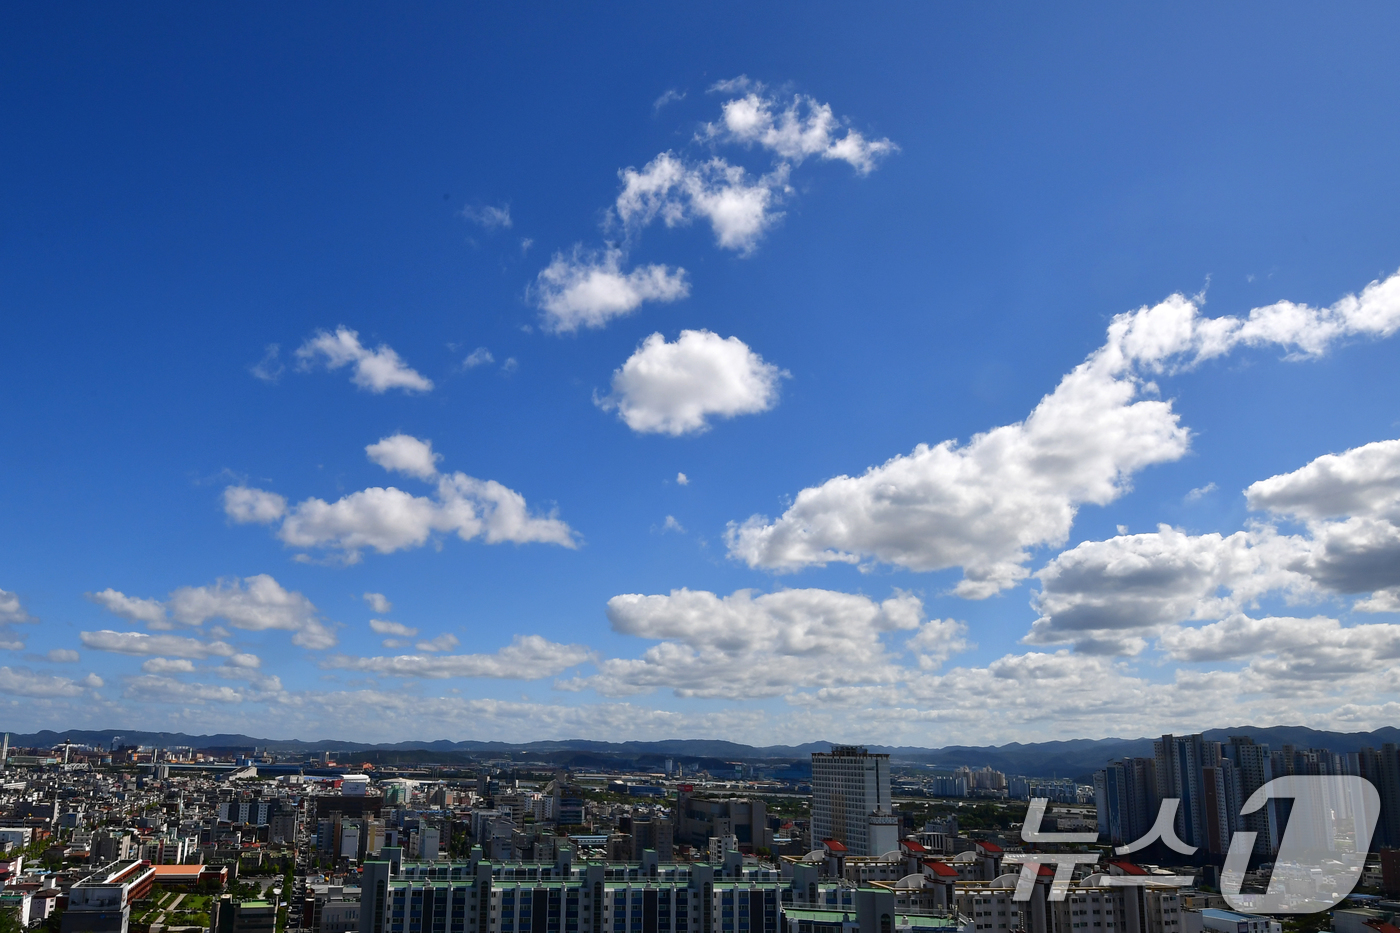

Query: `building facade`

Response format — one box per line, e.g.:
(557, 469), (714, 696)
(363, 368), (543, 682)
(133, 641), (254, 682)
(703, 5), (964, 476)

(810, 748), (896, 858)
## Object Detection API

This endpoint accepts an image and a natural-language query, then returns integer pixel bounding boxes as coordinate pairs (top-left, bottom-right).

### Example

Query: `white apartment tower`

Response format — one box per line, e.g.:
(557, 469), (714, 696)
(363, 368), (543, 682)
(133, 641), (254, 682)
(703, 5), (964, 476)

(811, 745), (899, 856)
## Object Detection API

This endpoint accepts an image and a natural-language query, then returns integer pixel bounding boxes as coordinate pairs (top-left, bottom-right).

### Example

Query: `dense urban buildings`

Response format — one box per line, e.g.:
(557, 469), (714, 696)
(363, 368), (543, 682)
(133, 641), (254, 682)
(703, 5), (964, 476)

(0, 730), (1397, 933)
(1093, 735), (1400, 858)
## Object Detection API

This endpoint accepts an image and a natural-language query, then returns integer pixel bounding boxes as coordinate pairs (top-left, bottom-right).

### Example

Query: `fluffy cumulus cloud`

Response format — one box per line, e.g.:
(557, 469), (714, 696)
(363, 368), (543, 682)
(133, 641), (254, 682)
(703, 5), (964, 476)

(727, 270), (1400, 597)
(365, 434), (442, 480)
(704, 79), (898, 174)
(321, 634), (592, 680)
(141, 658), (197, 674)
(166, 576), (335, 649)
(87, 588), (172, 628)
(222, 487), (288, 526)
(368, 619), (417, 638)
(80, 630), (238, 659)
(90, 575), (334, 649)
(295, 326), (433, 394)
(596, 330), (786, 435)
(614, 153), (789, 255)
(0, 666), (101, 698)
(561, 587), (929, 699)
(1245, 437), (1400, 610)
(534, 247), (689, 334)
(1027, 526), (1315, 655)
(226, 434), (576, 562)
(0, 588), (37, 650)
(122, 675), (250, 705)
(532, 80), (895, 333)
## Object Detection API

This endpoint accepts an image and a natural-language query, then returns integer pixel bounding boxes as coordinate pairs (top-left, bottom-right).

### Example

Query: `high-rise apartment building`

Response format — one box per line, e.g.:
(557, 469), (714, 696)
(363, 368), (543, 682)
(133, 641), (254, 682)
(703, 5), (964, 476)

(810, 746), (897, 857)
(1224, 737), (1277, 857)
(1094, 758), (1156, 847)
(1153, 734), (1205, 850)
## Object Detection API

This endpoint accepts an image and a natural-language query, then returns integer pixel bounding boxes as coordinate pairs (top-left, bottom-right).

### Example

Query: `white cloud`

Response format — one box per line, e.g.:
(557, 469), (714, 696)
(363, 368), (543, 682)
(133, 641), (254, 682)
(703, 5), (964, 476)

(1026, 525), (1315, 655)
(0, 589), (33, 625)
(563, 588), (927, 699)
(534, 246), (689, 333)
(368, 619), (417, 638)
(45, 649), (79, 663)
(122, 674), (248, 705)
(92, 577), (337, 653)
(1159, 614), (1400, 686)
(1246, 437), (1400, 605)
(295, 326), (434, 394)
(653, 88), (685, 112)
(597, 330), (786, 436)
(461, 204), (512, 230)
(0, 588), (37, 649)
(727, 271), (1400, 596)
(1356, 588), (1400, 614)
(463, 347), (494, 368)
(501, 357), (518, 373)
(0, 666), (95, 698)
(415, 633), (460, 652)
(365, 434), (442, 480)
(88, 587), (176, 630)
(321, 634), (592, 679)
(705, 85), (898, 175)
(81, 630), (237, 659)
(167, 575), (336, 649)
(142, 657), (197, 674)
(249, 344), (284, 383)
(906, 619), (972, 670)
(363, 592), (392, 614)
(676, 472), (689, 485)
(661, 515), (685, 534)
(530, 80), (893, 335)
(1246, 437), (1400, 522)
(614, 153), (788, 254)
(223, 487), (288, 525)
(229, 436), (577, 562)
(1185, 482), (1217, 501)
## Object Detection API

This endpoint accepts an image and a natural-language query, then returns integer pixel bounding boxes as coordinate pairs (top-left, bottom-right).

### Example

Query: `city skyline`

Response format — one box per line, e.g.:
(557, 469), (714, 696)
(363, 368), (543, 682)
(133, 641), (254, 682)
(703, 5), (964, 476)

(4, 6), (1400, 745)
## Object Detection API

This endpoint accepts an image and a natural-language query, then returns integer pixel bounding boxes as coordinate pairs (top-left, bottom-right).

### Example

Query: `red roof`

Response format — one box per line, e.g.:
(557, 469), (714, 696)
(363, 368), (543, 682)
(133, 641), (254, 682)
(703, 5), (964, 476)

(977, 842), (1003, 854)
(1037, 863), (1056, 877)
(901, 840), (928, 853)
(1108, 861), (1147, 876)
(924, 861), (959, 878)
(822, 839), (848, 852)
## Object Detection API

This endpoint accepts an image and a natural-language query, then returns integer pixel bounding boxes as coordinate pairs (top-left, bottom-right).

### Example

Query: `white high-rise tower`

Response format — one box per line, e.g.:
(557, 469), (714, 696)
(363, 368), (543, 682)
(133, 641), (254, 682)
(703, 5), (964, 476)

(811, 745), (898, 856)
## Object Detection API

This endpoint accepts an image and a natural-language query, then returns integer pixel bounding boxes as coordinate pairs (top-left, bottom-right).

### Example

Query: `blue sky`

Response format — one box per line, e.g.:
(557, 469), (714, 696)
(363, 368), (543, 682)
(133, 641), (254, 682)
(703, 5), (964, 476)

(3, 4), (1400, 744)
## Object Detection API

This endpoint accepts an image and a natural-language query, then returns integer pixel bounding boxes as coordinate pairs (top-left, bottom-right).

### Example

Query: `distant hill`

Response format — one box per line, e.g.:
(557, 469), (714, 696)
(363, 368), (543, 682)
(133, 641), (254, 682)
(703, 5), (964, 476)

(7, 725), (1397, 780)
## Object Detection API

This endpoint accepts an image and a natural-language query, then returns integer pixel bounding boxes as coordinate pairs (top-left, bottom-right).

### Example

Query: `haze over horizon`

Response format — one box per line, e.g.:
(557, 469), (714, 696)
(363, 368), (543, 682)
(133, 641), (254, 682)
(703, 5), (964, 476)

(3, 5), (1400, 746)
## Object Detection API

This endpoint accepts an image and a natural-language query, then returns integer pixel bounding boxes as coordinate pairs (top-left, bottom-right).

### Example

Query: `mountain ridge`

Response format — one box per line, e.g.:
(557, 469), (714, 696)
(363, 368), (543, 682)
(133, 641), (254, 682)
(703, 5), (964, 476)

(6, 725), (1397, 779)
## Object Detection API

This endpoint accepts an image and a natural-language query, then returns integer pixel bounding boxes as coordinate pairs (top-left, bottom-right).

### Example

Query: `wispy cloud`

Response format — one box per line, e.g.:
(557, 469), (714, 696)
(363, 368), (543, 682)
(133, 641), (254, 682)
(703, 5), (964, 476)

(461, 203), (512, 230)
